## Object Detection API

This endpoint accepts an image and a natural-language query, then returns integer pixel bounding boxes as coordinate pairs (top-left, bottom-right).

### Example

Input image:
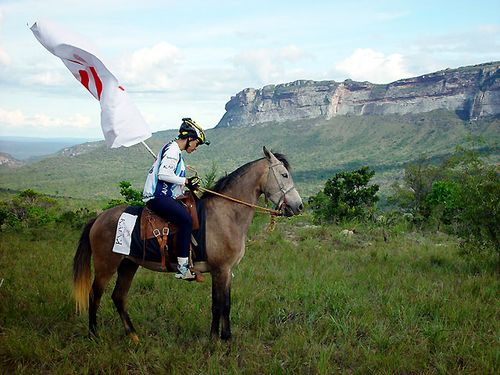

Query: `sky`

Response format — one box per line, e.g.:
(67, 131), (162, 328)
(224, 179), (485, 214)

(0, 0), (499, 140)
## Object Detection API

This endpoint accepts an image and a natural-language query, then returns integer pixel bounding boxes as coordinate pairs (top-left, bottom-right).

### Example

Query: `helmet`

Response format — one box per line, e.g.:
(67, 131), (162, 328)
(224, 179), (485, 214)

(179, 118), (209, 145)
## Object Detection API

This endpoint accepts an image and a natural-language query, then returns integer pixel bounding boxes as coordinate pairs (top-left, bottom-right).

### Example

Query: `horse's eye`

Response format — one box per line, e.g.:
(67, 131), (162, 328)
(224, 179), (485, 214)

(282, 173), (288, 178)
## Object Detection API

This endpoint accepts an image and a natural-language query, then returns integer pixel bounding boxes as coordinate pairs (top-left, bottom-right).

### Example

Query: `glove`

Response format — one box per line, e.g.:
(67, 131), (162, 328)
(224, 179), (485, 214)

(186, 176), (201, 191)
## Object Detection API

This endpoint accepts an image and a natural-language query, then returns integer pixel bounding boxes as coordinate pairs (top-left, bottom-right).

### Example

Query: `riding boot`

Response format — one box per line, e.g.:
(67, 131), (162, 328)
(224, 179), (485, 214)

(175, 257), (196, 280)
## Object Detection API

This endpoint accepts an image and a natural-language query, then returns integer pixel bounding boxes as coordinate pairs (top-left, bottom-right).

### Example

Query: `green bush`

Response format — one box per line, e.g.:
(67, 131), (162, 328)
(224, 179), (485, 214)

(202, 161), (219, 190)
(104, 181), (144, 209)
(389, 157), (444, 220)
(390, 141), (500, 268)
(0, 189), (59, 229)
(309, 166), (379, 223)
(453, 161), (499, 265)
(57, 207), (97, 229)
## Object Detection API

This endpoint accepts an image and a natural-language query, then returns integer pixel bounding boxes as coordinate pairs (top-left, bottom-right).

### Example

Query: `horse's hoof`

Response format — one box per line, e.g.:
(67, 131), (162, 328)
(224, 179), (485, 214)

(129, 333), (140, 344)
(195, 273), (205, 282)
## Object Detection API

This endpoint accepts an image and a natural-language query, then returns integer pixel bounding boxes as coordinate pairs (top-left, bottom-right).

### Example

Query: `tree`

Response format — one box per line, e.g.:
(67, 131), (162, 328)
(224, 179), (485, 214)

(309, 166), (379, 223)
(104, 181), (144, 209)
(389, 156), (443, 219)
(390, 140), (500, 269)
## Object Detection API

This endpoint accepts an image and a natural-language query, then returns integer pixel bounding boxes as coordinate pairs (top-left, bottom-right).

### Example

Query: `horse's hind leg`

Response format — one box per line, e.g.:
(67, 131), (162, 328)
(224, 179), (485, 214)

(111, 258), (140, 343)
(89, 270), (115, 338)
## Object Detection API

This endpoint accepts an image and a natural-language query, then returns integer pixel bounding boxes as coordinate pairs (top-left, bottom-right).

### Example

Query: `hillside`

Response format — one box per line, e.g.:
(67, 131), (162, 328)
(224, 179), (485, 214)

(0, 137), (94, 160)
(0, 152), (24, 168)
(0, 111), (498, 200)
(217, 62), (500, 128)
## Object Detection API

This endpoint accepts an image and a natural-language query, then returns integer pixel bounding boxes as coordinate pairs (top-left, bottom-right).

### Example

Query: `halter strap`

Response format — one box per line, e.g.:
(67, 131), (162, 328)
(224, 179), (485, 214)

(266, 161), (298, 210)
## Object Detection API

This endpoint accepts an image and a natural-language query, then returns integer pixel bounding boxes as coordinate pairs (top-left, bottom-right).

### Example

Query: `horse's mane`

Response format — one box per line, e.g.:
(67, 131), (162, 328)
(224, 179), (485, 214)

(209, 153), (290, 194)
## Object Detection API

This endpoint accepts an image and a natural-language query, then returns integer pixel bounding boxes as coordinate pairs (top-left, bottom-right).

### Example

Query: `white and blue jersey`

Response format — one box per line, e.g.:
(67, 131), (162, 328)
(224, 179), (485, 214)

(143, 141), (186, 202)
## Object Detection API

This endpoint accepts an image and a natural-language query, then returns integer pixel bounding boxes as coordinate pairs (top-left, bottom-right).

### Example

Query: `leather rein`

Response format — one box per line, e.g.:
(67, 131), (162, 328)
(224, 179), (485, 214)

(197, 161), (294, 216)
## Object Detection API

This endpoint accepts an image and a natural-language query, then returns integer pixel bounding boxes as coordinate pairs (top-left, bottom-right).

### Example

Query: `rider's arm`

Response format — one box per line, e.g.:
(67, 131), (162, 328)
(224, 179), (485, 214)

(157, 148), (186, 186)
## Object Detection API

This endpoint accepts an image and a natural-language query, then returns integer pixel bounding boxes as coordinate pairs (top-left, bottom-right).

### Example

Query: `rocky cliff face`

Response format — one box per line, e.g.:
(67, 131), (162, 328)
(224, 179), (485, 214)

(0, 153), (24, 168)
(216, 62), (500, 128)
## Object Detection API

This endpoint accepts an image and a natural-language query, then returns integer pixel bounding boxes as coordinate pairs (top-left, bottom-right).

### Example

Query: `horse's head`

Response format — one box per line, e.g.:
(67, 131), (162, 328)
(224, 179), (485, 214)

(262, 146), (304, 217)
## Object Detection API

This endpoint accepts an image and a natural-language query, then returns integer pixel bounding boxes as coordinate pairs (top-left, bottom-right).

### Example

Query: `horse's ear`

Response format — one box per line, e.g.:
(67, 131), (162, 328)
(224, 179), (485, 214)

(263, 146), (272, 160)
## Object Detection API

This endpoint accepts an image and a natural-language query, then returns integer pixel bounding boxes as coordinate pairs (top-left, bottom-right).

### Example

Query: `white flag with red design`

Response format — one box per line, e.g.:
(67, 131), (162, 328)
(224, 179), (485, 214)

(30, 20), (151, 148)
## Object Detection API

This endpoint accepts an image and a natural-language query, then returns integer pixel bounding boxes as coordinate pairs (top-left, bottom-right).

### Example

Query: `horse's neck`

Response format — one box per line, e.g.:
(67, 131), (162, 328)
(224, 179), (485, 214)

(223, 160), (266, 206)
(207, 160), (266, 231)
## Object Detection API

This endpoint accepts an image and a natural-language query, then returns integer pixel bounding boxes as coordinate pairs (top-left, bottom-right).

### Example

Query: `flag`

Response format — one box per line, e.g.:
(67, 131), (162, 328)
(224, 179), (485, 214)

(30, 20), (151, 148)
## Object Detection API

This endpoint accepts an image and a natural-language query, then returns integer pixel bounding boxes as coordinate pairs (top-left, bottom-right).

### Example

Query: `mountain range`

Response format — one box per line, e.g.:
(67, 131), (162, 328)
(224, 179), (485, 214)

(217, 62), (499, 128)
(0, 62), (499, 201)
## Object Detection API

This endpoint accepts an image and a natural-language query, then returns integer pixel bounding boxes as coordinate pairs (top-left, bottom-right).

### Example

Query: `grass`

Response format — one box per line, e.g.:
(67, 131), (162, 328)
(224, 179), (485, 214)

(0, 214), (499, 374)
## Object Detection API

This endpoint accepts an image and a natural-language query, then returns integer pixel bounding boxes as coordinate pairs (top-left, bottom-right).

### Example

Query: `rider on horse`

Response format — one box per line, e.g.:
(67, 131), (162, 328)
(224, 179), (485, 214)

(142, 118), (209, 280)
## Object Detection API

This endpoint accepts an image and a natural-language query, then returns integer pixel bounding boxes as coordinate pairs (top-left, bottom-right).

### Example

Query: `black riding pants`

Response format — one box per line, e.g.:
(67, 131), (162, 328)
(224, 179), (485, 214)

(146, 196), (192, 258)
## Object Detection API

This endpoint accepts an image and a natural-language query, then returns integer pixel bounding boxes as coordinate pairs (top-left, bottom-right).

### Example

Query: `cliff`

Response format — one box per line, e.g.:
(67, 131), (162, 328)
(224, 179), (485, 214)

(216, 62), (500, 128)
(0, 153), (24, 168)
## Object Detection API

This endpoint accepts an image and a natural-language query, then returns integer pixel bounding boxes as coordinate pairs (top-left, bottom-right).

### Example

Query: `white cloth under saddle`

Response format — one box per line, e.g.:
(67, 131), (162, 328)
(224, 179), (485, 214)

(112, 212), (138, 255)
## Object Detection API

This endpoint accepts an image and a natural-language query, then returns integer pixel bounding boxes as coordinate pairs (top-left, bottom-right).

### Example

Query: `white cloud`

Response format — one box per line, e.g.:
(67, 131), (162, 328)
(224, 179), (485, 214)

(0, 108), (25, 125)
(0, 107), (92, 129)
(23, 71), (67, 86)
(335, 48), (414, 83)
(232, 45), (310, 85)
(478, 24), (500, 33)
(120, 41), (183, 90)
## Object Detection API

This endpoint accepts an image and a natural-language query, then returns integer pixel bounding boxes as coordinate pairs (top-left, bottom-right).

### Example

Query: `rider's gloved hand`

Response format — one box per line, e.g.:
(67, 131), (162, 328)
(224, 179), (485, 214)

(186, 176), (201, 191)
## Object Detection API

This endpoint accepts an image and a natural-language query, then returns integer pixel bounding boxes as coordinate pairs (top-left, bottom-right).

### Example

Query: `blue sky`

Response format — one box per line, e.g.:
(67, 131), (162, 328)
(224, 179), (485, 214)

(0, 0), (499, 139)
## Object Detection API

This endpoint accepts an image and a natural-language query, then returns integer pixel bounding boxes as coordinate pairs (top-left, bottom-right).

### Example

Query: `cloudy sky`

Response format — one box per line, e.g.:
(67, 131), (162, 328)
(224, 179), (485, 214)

(0, 0), (499, 139)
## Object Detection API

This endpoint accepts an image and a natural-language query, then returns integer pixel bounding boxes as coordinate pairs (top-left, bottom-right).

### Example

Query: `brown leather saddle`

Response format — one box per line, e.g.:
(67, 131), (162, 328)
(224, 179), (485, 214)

(140, 192), (199, 270)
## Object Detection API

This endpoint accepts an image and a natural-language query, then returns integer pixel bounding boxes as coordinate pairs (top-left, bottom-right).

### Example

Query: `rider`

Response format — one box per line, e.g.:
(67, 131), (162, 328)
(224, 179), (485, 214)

(143, 118), (209, 280)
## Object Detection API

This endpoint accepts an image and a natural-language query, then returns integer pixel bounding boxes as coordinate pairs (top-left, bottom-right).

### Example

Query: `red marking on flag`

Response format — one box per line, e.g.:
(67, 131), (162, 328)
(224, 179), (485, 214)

(89, 67), (103, 100)
(79, 70), (90, 92)
(73, 54), (87, 63)
(118, 86), (125, 91)
(68, 59), (84, 65)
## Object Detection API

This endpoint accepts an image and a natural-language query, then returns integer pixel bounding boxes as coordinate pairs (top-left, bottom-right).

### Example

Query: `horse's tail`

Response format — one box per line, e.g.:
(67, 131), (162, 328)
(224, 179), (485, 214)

(73, 217), (96, 314)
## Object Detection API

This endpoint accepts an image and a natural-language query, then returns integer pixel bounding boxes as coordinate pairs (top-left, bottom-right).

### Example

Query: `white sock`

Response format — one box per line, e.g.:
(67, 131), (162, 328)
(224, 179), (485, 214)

(177, 257), (189, 266)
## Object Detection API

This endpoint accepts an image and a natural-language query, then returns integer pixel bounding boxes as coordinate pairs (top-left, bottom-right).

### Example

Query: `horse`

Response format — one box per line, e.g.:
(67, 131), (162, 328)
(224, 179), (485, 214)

(73, 147), (303, 341)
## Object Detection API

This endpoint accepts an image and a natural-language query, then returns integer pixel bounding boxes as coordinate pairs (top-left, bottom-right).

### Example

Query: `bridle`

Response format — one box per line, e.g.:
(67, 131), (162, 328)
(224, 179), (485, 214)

(264, 161), (298, 213)
(197, 161), (296, 216)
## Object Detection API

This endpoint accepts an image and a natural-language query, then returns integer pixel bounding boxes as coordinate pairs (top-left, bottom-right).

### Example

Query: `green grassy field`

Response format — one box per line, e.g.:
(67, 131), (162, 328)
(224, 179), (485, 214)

(1, 213), (498, 374)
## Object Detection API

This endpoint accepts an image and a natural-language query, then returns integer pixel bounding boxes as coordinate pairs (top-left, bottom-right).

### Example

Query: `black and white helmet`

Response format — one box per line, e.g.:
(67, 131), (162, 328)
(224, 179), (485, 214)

(179, 118), (209, 145)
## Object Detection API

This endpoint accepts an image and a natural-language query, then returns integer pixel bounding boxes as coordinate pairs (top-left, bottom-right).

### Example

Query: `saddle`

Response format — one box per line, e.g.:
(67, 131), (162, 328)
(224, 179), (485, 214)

(140, 192), (199, 270)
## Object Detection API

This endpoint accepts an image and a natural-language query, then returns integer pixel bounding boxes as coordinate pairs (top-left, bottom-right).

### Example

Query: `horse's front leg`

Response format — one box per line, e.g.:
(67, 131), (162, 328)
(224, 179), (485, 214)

(211, 269), (232, 340)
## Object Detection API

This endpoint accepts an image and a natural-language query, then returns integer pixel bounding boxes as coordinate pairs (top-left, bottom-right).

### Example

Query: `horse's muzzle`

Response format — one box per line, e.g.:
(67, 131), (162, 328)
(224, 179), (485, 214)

(280, 201), (304, 217)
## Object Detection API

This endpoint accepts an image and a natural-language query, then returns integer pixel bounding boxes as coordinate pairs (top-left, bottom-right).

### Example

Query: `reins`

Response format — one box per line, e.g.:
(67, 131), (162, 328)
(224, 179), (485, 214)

(198, 186), (282, 216)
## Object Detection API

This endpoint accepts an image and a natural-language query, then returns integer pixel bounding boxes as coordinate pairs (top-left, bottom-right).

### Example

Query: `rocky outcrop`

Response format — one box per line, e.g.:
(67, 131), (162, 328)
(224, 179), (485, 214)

(216, 62), (500, 128)
(0, 153), (24, 168)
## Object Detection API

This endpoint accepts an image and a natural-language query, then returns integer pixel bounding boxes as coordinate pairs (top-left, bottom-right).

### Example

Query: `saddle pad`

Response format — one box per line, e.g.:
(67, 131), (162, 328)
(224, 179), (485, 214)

(111, 205), (207, 264)
(112, 209), (139, 255)
(110, 206), (162, 262)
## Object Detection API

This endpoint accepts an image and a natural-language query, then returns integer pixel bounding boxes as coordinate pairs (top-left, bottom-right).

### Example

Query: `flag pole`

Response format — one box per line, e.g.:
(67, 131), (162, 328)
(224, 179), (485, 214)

(141, 141), (156, 159)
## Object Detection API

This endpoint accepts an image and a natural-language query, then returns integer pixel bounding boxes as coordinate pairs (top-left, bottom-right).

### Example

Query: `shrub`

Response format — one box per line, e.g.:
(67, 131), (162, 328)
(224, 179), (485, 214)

(0, 189), (59, 228)
(57, 207), (97, 229)
(390, 141), (500, 268)
(309, 166), (379, 223)
(453, 161), (499, 268)
(104, 181), (144, 209)
(202, 161), (219, 190)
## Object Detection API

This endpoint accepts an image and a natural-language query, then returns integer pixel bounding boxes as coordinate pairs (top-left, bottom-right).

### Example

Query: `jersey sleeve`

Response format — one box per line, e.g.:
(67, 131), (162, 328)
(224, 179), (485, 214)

(157, 146), (185, 185)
